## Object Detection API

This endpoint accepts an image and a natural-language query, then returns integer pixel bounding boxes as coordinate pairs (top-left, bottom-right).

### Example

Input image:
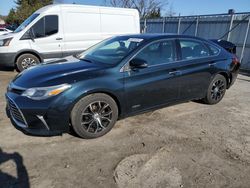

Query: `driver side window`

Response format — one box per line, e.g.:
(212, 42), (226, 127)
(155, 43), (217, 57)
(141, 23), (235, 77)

(31, 15), (58, 38)
(134, 40), (176, 66)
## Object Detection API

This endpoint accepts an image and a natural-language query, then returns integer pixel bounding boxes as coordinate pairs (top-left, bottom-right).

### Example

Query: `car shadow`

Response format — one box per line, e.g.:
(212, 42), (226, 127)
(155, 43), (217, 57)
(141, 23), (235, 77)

(0, 66), (15, 72)
(240, 71), (250, 77)
(237, 78), (250, 82)
(0, 148), (30, 188)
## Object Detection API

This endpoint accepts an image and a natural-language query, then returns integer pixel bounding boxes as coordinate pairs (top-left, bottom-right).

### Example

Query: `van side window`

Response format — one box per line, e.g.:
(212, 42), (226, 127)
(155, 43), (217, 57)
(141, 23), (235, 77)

(45, 15), (58, 36)
(32, 15), (58, 38)
(180, 40), (210, 60)
(32, 18), (44, 38)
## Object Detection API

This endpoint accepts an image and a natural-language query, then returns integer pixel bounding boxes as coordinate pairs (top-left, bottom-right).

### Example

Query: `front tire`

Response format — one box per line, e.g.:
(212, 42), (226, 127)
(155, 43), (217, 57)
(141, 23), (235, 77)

(203, 74), (227, 104)
(71, 93), (118, 139)
(16, 53), (40, 72)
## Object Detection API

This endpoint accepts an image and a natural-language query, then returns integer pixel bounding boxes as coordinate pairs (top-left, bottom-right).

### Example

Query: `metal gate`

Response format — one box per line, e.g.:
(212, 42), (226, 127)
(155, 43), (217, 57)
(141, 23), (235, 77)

(141, 12), (250, 71)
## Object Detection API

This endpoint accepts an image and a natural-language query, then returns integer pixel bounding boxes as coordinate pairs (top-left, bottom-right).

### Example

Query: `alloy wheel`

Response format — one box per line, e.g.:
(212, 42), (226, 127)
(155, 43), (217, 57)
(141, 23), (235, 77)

(81, 101), (113, 134)
(21, 58), (38, 69)
(210, 79), (225, 101)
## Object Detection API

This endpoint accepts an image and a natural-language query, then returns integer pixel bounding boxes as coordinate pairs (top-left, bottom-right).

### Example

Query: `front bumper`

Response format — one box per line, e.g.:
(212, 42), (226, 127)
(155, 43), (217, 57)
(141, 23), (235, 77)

(0, 52), (16, 67)
(5, 92), (71, 136)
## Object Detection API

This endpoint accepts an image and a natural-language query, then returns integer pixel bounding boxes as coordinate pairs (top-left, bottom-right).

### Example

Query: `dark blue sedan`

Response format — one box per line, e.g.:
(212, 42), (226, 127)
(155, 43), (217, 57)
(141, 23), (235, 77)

(6, 34), (240, 138)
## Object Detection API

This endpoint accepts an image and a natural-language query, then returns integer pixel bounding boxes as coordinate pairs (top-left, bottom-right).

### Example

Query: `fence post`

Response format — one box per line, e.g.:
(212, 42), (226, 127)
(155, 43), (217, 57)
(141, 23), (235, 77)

(240, 17), (250, 62)
(177, 17), (181, 34)
(162, 17), (166, 33)
(143, 19), (147, 33)
(195, 17), (199, 36)
(227, 14), (235, 41)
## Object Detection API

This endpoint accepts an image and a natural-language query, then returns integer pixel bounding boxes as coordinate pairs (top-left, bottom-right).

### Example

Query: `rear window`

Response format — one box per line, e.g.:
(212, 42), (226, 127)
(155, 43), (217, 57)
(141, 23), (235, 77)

(208, 44), (220, 55)
(180, 40), (210, 60)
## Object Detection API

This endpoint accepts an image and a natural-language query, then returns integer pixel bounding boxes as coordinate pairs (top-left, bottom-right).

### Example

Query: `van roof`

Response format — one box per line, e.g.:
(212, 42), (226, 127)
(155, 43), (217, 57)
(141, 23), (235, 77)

(36, 4), (139, 14)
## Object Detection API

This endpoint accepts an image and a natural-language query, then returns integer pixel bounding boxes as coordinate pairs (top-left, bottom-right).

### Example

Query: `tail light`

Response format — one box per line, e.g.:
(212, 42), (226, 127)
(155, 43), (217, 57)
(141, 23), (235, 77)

(232, 55), (240, 65)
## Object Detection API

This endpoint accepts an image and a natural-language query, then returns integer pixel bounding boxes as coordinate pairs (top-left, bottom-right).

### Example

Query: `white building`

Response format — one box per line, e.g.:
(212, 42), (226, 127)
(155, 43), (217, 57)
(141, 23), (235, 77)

(0, 18), (5, 25)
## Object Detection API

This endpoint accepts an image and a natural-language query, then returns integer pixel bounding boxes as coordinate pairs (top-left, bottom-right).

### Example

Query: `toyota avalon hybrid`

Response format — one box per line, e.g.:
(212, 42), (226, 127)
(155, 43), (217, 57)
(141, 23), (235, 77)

(5, 34), (240, 138)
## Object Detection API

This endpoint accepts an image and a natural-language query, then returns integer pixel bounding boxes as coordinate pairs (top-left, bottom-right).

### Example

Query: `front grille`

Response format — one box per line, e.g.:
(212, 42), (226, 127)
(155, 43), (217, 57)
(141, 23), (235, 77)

(7, 98), (27, 127)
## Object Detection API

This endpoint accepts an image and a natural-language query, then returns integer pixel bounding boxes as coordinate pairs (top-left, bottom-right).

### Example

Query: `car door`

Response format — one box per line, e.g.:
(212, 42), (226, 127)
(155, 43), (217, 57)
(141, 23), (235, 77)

(123, 39), (181, 114)
(29, 15), (63, 59)
(177, 39), (214, 100)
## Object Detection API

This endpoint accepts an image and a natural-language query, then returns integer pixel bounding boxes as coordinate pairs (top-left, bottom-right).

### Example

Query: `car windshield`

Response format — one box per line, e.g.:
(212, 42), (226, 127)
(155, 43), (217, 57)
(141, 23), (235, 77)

(78, 36), (144, 65)
(14, 13), (40, 33)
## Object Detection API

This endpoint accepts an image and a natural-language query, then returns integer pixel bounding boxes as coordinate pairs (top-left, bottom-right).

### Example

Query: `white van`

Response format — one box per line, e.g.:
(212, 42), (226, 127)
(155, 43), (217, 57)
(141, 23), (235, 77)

(0, 4), (140, 71)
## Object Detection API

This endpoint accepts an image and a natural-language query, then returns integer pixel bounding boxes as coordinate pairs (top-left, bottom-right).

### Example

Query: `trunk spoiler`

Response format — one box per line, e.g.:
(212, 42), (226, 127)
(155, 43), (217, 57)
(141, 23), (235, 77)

(210, 39), (236, 54)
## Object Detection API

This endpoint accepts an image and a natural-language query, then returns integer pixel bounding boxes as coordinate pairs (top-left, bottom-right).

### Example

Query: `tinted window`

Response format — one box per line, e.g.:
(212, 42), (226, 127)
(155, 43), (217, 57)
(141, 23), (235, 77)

(31, 15), (58, 38)
(180, 40), (210, 60)
(32, 18), (44, 38)
(45, 16), (58, 36)
(79, 36), (143, 65)
(135, 40), (176, 66)
(0, 29), (4, 31)
(208, 44), (220, 55)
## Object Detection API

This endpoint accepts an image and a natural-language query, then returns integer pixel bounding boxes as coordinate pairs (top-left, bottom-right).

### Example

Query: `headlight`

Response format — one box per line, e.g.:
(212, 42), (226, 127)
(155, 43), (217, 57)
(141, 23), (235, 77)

(21, 84), (71, 100)
(0, 38), (13, 47)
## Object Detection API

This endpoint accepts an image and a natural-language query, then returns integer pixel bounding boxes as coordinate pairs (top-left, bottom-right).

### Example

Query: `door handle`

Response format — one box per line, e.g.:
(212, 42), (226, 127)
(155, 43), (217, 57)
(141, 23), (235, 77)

(56, 37), (63, 40)
(209, 63), (216, 67)
(169, 70), (181, 75)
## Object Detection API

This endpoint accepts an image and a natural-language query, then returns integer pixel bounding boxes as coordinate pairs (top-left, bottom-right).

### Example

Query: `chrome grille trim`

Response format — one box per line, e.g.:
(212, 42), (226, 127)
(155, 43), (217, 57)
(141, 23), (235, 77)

(7, 95), (28, 128)
(37, 115), (50, 130)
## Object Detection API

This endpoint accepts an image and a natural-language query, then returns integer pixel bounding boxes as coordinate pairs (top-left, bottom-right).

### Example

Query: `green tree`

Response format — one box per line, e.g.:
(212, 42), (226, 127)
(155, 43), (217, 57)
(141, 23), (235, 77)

(6, 8), (16, 24)
(6, 0), (53, 25)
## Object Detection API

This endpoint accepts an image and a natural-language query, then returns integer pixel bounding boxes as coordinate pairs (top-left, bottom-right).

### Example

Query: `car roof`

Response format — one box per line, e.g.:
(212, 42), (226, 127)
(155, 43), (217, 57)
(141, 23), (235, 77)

(117, 33), (209, 42)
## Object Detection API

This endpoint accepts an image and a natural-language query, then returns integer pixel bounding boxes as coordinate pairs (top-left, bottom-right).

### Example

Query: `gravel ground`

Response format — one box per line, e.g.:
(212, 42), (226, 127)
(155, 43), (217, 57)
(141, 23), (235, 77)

(0, 70), (250, 188)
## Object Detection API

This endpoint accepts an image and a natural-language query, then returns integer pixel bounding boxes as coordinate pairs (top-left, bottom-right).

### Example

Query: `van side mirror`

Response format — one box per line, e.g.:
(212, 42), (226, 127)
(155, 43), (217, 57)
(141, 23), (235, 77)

(130, 58), (148, 69)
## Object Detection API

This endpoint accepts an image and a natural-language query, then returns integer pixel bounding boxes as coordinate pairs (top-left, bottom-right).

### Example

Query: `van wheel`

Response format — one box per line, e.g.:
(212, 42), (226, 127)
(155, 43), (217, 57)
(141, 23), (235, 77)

(71, 93), (118, 139)
(16, 54), (40, 72)
(203, 74), (227, 105)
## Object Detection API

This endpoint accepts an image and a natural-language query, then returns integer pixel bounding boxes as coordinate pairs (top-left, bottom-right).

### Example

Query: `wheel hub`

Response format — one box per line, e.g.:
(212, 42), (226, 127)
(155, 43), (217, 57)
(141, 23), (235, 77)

(93, 113), (101, 120)
(214, 87), (219, 93)
(21, 58), (37, 69)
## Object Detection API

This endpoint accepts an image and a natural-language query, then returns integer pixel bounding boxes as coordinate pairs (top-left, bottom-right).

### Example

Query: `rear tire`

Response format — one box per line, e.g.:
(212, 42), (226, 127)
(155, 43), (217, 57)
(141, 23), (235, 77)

(71, 93), (118, 139)
(203, 74), (227, 104)
(16, 53), (40, 72)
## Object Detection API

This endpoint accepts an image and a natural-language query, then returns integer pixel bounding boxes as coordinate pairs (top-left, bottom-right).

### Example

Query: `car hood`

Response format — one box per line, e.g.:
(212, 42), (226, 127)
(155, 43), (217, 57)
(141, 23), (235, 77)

(0, 32), (16, 40)
(12, 56), (108, 88)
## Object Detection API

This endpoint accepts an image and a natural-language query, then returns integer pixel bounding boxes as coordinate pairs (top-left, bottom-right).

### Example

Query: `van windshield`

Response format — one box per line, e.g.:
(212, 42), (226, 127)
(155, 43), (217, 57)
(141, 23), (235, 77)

(14, 13), (40, 33)
(78, 36), (144, 65)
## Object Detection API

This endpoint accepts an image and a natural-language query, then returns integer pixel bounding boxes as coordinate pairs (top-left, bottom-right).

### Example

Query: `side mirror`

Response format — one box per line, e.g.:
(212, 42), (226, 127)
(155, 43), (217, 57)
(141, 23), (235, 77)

(129, 58), (148, 69)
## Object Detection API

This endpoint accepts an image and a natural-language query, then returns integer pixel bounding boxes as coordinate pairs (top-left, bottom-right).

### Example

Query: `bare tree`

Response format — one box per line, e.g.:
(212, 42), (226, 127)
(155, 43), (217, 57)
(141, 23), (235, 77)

(105, 0), (168, 18)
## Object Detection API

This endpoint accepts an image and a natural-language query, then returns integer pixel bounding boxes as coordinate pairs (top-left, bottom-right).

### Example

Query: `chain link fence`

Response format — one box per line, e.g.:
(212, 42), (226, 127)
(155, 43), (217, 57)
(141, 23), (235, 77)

(141, 12), (250, 71)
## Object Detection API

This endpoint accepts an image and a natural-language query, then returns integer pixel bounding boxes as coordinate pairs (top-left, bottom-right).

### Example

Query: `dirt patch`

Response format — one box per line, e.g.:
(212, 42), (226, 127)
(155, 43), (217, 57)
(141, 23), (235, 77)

(0, 71), (250, 188)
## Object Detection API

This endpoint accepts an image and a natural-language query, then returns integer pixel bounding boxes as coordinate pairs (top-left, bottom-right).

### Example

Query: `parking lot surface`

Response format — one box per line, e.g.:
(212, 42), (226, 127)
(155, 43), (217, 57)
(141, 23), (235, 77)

(0, 70), (250, 188)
